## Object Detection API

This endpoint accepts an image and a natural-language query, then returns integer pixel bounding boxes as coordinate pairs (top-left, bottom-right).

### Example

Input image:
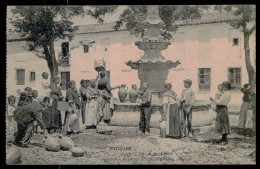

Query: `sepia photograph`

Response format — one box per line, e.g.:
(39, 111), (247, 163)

(5, 5), (256, 165)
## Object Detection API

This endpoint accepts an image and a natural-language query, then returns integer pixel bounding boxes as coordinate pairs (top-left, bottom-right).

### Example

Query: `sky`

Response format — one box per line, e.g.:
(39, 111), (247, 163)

(6, 6), (127, 31)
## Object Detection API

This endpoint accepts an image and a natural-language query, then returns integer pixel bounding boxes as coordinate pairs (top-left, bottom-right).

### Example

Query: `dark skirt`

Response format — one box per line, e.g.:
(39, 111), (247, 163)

(167, 104), (182, 138)
(42, 99), (62, 130)
(237, 102), (249, 128)
(215, 105), (230, 134)
(81, 100), (87, 124)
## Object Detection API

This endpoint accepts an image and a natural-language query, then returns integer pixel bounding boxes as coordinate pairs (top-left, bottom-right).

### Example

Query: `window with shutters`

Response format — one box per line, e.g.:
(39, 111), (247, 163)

(198, 68), (211, 91)
(84, 45), (89, 53)
(228, 68), (241, 91)
(16, 69), (25, 85)
(198, 30), (211, 59)
(233, 38), (239, 46)
(30, 72), (36, 81)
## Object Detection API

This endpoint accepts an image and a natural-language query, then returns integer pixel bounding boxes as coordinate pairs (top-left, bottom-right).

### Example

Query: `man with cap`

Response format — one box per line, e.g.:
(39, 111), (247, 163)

(180, 79), (195, 137)
(13, 101), (48, 147)
(138, 82), (152, 135)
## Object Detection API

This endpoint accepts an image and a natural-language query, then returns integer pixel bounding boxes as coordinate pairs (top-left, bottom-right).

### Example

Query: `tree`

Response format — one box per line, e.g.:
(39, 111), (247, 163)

(214, 5), (256, 134)
(112, 5), (209, 39)
(10, 6), (84, 84)
(214, 5), (256, 92)
(10, 6), (118, 84)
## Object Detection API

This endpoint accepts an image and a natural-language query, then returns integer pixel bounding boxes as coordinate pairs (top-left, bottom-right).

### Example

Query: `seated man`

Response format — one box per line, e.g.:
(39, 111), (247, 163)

(13, 101), (48, 147)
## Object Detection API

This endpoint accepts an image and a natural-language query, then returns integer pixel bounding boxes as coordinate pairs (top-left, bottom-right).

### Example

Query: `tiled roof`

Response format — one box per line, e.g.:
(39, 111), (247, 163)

(175, 12), (239, 26)
(7, 12), (243, 41)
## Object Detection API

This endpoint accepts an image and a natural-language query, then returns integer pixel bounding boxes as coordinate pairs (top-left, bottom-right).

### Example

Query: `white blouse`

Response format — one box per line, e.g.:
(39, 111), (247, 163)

(214, 91), (231, 105)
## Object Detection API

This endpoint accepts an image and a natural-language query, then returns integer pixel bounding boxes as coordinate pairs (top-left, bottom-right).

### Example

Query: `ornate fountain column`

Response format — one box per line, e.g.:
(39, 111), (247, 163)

(126, 6), (180, 103)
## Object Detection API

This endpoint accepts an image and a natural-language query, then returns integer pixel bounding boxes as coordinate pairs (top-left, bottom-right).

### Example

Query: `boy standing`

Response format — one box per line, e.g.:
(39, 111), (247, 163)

(138, 82), (152, 136)
(180, 79), (195, 137)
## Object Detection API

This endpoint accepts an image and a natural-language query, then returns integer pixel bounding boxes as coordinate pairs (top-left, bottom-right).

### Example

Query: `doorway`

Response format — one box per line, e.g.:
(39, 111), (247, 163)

(61, 72), (70, 89)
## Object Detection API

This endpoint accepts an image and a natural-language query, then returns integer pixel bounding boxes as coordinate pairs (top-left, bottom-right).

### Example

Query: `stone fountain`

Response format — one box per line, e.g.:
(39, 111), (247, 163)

(99, 6), (215, 136)
(126, 6), (180, 103)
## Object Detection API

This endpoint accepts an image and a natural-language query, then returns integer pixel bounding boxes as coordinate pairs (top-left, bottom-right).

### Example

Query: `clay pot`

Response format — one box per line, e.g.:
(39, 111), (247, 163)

(70, 147), (85, 157)
(118, 84), (128, 103)
(6, 147), (22, 164)
(159, 117), (166, 138)
(44, 136), (61, 152)
(69, 113), (79, 126)
(57, 135), (76, 151)
(129, 84), (138, 103)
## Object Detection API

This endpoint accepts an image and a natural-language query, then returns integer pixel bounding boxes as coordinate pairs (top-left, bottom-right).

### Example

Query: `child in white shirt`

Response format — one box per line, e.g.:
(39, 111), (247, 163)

(40, 72), (51, 100)
(6, 95), (17, 142)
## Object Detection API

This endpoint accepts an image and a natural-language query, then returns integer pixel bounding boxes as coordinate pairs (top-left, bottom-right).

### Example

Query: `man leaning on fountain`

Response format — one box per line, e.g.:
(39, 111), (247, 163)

(138, 82), (152, 136)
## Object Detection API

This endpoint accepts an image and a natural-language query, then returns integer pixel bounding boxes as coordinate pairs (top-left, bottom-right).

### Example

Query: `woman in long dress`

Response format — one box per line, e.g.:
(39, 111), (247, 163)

(238, 84), (255, 128)
(40, 72), (51, 100)
(79, 79), (88, 125)
(162, 83), (182, 138)
(60, 81), (67, 131)
(210, 81), (232, 145)
(42, 76), (63, 133)
(63, 80), (83, 135)
(97, 71), (120, 124)
(85, 79), (99, 129)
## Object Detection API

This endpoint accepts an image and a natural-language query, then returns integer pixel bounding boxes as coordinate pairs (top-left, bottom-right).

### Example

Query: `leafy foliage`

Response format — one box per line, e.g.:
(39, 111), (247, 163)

(214, 5), (255, 33)
(114, 5), (209, 39)
(10, 6), (85, 54)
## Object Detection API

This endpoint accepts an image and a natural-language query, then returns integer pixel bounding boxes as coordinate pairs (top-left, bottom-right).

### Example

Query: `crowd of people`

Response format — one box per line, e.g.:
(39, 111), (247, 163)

(6, 69), (255, 147)
(6, 71), (120, 147)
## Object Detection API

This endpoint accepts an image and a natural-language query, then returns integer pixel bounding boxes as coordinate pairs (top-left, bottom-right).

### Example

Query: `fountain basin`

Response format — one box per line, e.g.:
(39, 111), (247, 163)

(110, 99), (215, 135)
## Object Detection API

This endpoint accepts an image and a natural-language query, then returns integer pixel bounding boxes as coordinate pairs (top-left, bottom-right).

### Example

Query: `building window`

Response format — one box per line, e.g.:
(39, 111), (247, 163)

(198, 68), (211, 91)
(30, 72), (36, 81)
(84, 45), (89, 53)
(233, 38), (239, 46)
(61, 42), (69, 56)
(228, 68), (241, 90)
(16, 69), (25, 85)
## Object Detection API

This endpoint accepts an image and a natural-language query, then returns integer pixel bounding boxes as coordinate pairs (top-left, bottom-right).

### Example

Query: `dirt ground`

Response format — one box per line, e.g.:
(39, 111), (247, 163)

(6, 114), (255, 165)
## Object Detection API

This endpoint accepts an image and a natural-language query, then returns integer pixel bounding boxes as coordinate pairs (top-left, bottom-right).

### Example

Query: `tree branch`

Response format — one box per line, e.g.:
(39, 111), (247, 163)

(248, 24), (256, 36)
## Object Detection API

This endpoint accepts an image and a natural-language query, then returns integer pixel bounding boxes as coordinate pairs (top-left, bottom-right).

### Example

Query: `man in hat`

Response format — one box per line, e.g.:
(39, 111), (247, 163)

(180, 79), (195, 137)
(13, 101), (48, 147)
(138, 82), (152, 135)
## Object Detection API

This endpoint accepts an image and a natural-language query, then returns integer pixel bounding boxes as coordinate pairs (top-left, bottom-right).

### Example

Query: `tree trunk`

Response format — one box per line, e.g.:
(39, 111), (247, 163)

(43, 41), (58, 85)
(243, 33), (256, 132)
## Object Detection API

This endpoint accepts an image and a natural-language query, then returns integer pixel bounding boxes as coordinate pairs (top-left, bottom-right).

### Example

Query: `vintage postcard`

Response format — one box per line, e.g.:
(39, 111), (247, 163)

(6, 5), (256, 165)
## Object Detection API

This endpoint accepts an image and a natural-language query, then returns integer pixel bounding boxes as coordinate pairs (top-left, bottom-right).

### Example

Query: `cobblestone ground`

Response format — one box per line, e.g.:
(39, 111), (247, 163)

(6, 127), (255, 165)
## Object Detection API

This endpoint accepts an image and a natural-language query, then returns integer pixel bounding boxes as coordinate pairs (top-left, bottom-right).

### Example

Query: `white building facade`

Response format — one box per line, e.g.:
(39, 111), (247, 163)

(6, 13), (256, 104)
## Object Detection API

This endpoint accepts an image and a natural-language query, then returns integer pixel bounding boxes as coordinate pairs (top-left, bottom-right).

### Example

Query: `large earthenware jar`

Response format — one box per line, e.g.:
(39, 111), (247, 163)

(118, 84), (128, 103)
(129, 84), (139, 103)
